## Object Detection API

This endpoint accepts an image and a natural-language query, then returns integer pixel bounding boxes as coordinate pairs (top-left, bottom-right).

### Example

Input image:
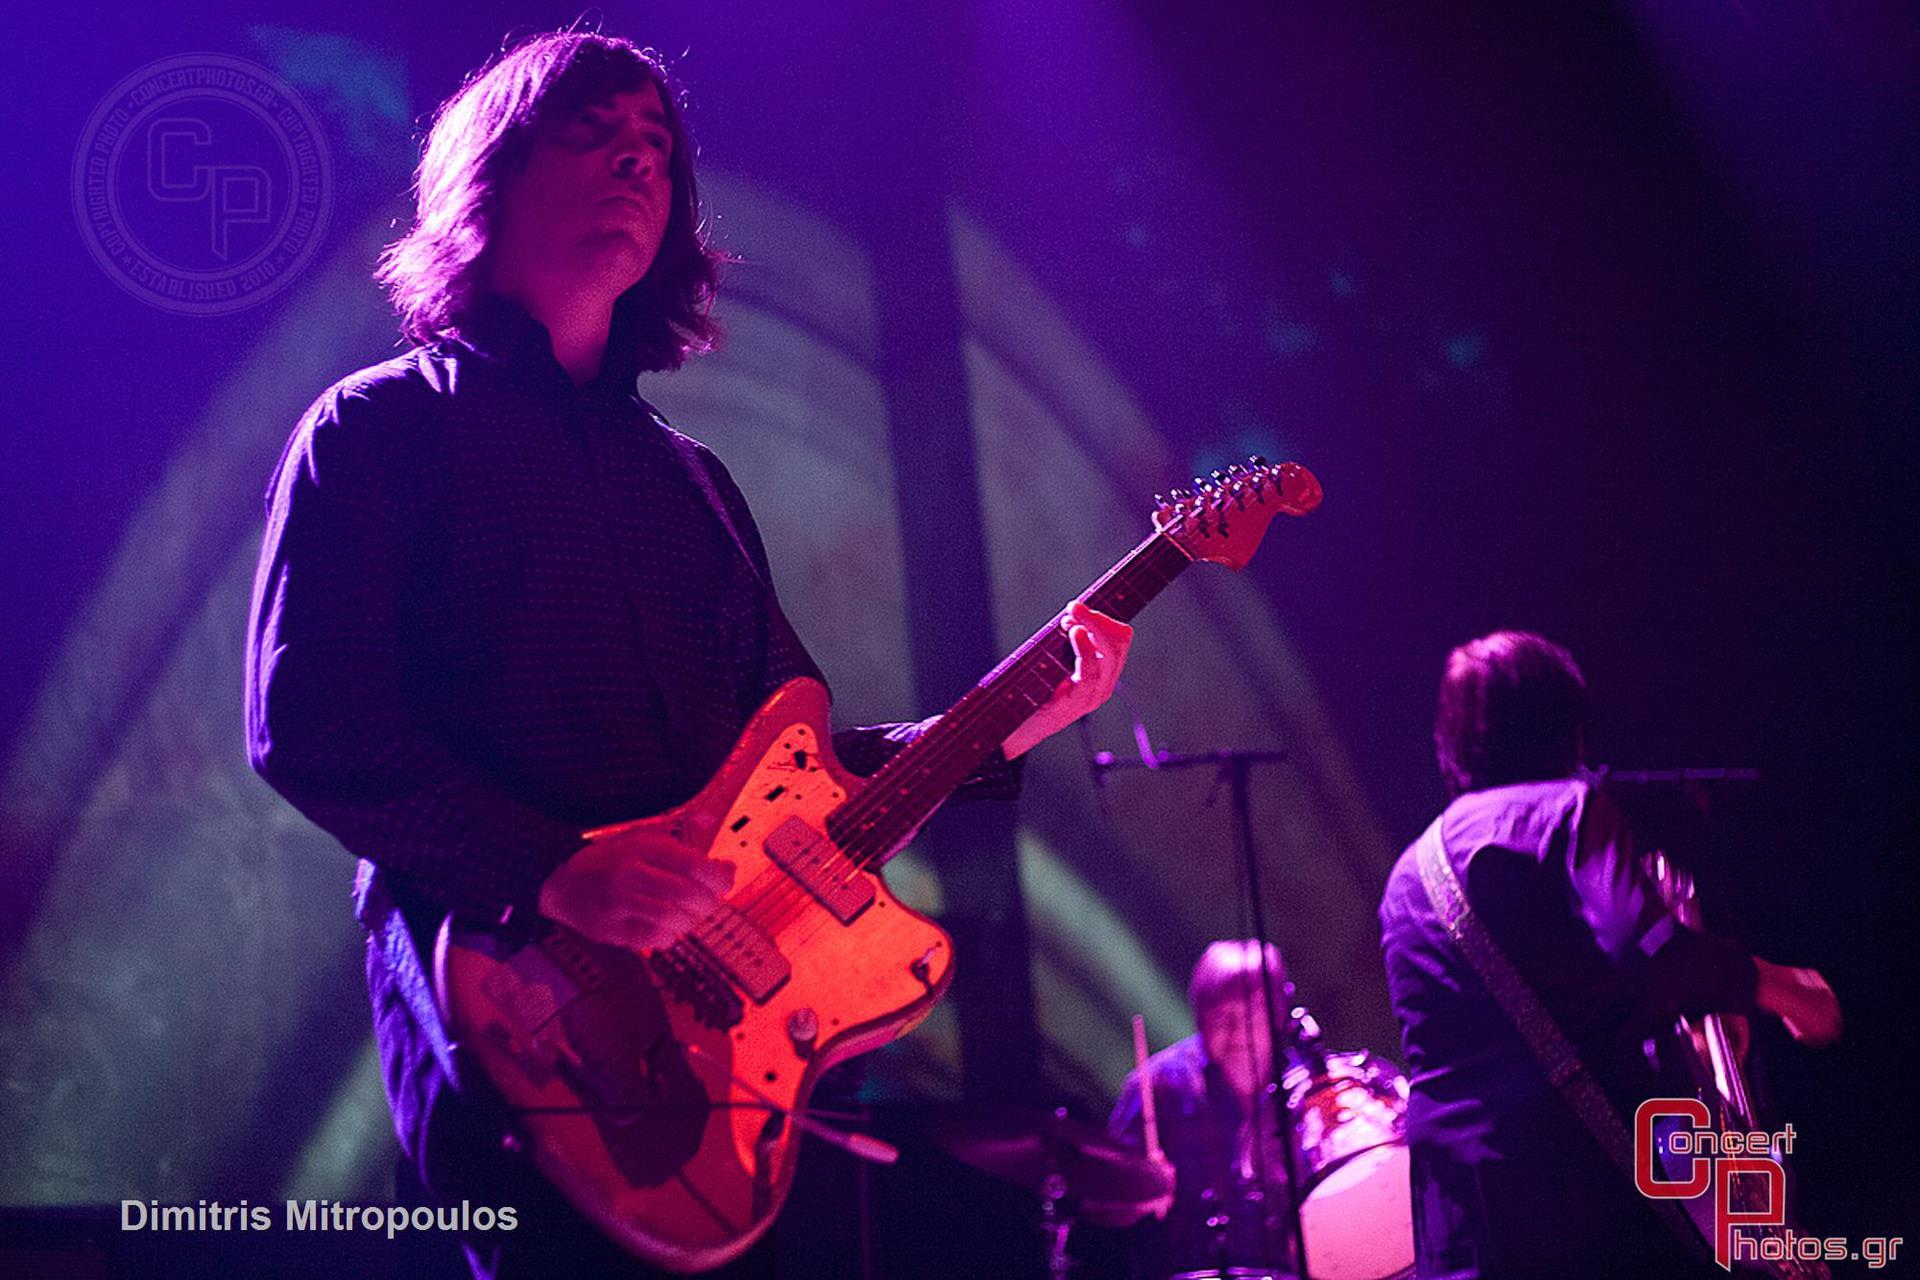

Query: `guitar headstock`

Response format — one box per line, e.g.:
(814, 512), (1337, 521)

(1153, 458), (1322, 569)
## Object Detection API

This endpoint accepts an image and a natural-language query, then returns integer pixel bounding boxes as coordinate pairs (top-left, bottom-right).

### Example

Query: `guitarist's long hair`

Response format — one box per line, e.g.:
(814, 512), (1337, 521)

(1434, 630), (1589, 797)
(376, 26), (725, 372)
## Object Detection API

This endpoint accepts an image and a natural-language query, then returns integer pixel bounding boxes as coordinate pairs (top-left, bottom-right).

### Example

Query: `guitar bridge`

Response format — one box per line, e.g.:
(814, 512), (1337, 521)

(649, 944), (746, 1029)
(688, 903), (790, 1005)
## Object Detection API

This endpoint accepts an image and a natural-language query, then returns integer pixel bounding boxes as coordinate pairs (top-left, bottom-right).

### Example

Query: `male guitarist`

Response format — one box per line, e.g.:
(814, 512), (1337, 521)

(1377, 631), (1841, 1278)
(245, 31), (1130, 1278)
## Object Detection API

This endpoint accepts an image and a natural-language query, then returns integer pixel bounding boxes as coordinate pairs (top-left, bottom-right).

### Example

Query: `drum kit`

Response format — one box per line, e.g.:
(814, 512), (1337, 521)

(938, 1040), (1413, 1280)
(1049, 736), (1413, 1278)
(1283, 1051), (1414, 1280)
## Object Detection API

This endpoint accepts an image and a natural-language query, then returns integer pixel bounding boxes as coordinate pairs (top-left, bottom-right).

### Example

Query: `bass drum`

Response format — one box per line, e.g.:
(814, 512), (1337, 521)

(1285, 1051), (1414, 1280)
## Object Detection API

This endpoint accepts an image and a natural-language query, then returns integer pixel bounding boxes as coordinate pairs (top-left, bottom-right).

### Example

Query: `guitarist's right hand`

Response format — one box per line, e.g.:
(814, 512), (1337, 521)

(538, 832), (736, 952)
(1754, 958), (1843, 1047)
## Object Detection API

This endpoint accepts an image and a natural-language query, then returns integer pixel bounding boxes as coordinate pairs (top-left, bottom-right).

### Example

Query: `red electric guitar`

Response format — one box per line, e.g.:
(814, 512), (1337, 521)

(435, 459), (1323, 1272)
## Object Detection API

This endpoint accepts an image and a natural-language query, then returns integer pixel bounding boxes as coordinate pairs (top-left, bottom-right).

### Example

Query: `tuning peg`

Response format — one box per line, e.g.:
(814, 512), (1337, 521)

(1169, 487), (1190, 501)
(1248, 454), (1268, 466)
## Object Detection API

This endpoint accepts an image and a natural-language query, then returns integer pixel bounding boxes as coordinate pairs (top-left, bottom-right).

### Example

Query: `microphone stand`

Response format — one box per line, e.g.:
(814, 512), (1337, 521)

(1091, 742), (1311, 1280)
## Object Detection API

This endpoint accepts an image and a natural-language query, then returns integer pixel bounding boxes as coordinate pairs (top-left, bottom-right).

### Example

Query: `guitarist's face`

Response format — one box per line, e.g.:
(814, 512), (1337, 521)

(489, 84), (675, 300)
(1200, 987), (1275, 1100)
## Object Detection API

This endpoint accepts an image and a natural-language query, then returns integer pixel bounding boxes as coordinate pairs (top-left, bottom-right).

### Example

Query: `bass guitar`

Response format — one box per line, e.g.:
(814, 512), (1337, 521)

(1647, 850), (1828, 1279)
(436, 459), (1323, 1271)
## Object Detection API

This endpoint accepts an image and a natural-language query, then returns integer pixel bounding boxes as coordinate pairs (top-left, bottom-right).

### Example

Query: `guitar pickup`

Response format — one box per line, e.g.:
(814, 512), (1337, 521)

(763, 817), (876, 924)
(689, 904), (790, 1005)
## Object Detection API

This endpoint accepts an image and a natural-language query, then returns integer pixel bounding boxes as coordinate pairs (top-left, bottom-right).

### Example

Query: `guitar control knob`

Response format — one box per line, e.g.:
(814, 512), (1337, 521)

(910, 946), (940, 987)
(787, 1007), (819, 1054)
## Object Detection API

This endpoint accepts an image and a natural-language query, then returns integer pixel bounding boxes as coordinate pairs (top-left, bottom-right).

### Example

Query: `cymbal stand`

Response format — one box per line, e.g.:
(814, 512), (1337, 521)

(1039, 1168), (1074, 1280)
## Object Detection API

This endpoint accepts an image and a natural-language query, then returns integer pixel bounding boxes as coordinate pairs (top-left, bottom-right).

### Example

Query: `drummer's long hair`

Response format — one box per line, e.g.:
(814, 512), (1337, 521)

(1434, 630), (1588, 797)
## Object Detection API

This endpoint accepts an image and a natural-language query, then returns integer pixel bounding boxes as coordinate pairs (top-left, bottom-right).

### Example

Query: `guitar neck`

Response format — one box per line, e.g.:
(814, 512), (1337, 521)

(1657, 855), (1761, 1131)
(826, 529), (1194, 867)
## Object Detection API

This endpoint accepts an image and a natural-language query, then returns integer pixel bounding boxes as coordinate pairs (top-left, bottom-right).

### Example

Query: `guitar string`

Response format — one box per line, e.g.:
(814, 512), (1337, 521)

(827, 525), (1191, 852)
(551, 526), (1168, 1044)
(709, 527), (1193, 963)
(713, 532), (1192, 969)
(764, 651), (1078, 960)
(694, 487), (1274, 974)
(830, 532), (1190, 857)
(674, 470), (1294, 993)
(745, 475), (1261, 901)
(728, 530), (1186, 945)
(707, 625), (1078, 961)
(667, 552), (1155, 988)
(713, 533), (1162, 931)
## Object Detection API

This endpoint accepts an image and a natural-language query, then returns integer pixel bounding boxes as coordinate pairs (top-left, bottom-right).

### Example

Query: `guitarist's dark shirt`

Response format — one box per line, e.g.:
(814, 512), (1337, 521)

(247, 292), (1018, 924)
(245, 294), (1020, 1276)
(1378, 778), (1758, 1278)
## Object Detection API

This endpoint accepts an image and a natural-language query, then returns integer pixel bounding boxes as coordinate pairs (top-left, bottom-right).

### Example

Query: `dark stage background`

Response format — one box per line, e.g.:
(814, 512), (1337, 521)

(2, 1), (1914, 1275)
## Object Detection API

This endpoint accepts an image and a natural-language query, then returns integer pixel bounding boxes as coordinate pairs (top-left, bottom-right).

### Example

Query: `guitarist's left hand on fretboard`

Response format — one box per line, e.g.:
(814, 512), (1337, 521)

(1000, 600), (1133, 760)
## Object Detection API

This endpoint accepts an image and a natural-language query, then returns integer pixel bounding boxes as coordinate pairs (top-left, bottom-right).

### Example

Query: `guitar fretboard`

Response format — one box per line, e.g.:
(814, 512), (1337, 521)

(825, 529), (1193, 867)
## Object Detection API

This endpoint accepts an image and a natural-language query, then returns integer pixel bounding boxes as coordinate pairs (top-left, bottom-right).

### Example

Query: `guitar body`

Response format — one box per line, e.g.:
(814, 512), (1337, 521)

(437, 678), (953, 1273)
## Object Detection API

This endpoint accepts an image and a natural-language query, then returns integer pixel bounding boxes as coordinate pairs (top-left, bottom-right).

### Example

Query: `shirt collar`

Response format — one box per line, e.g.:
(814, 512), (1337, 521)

(451, 292), (645, 395)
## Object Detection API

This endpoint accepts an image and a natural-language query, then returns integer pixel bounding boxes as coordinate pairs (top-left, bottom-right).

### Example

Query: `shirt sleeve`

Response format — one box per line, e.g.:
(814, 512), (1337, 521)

(1108, 1068), (1148, 1148)
(1567, 786), (1759, 1030)
(246, 375), (582, 921)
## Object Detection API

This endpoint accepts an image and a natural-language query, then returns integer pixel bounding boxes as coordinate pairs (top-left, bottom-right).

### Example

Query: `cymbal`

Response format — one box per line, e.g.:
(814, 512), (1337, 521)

(934, 1106), (1173, 1211)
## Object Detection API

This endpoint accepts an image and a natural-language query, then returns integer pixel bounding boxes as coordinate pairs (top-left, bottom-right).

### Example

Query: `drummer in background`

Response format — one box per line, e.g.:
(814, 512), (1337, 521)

(1108, 939), (1304, 1279)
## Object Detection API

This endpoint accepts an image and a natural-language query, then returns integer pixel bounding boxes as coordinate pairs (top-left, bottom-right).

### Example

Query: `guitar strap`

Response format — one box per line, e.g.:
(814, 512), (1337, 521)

(1412, 815), (1711, 1263)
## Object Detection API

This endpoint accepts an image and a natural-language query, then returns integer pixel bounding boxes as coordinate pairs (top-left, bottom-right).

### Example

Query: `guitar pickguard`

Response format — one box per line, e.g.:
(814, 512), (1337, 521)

(479, 930), (710, 1186)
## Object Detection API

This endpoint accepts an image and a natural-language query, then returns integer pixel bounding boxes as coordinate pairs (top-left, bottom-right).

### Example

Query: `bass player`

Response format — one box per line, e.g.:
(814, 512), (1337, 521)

(1376, 630), (1841, 1278)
